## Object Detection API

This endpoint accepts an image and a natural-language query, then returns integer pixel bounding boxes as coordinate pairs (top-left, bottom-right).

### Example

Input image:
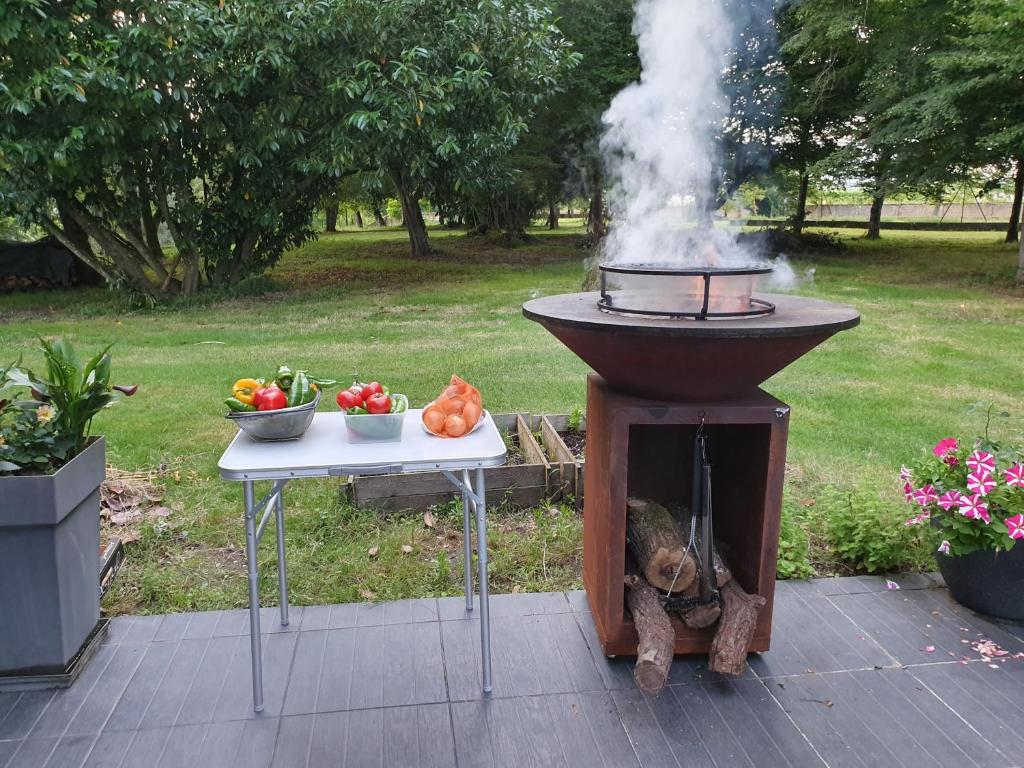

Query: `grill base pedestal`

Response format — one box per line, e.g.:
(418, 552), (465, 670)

(582, 374), (789, 656)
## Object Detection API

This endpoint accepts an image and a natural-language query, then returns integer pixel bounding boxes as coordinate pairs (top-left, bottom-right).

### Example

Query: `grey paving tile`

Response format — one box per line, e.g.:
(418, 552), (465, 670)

(571, 611), (636, 692)
(0, 693), (21, 730)
(213, 610), (249, 638)
(382, 598), (439, 625)
(135, 639), (208, 728)
(383, 703), (455, 768)
(671, 683), (754, 767)
(30, 645), (116, 738)
(327, 603), (358, 630)
(0, 692), (54, 741)
(313, 629), (356, 713)
(548, 691), (641, 768)
(104, 642), (178, 732)
(65, 644), (147, 736)
(610, 689), (686, 768)
(910, 663), (1024, 764)
(100, 618), (135, 646)
(451, 697), (533, 768)
(307, 711), (346, 767)
(155, 723), (206, 768)
(5, 737), (57, 768)
(194, 720), (245, 767)
(41, 734), (94, 768)
(213, 631), (297, 721)
(117, 616), (162, 645)
(438, 592), (570, 621)
(175, 635), (240, 725)
(119, 726), (171, 768)
(729, 679), (827, 768)
(564, 590), (589, 613)
(281, 631), (328, 716)
(181, 611), (221, 640)
(151, 614), (191, 643)
(260, 606), (302, 634)
(229, 718), (277, 768)
(269, 715), (313, 768)
(381, 622), (446, 708)
(354, 602), (387, 629)
(342, 708), (383, 768)
(0, 741), (19, 768)
(297, 605), (330, 632)
(79, 730), (134, 768)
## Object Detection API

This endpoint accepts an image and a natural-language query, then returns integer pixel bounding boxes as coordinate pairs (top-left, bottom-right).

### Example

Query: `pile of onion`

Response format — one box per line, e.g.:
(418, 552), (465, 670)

(422, 375), (483, 438)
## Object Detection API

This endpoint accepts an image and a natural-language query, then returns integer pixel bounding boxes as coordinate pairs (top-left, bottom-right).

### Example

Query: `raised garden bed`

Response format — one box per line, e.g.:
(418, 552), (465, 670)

(538, 414), (586, 508)
(348, 413), (552, 513)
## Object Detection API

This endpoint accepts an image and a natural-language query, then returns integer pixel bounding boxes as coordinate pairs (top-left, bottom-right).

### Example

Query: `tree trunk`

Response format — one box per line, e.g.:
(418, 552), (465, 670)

(325, 202), (339, 232)
(354, 209), (364, 228)
(1007, 158), (1023, 244)
(547, 200), (559, 229)
(391, 169), (431, 258)
(867, 194), (884, 239)
(625, 498), (696, 593)
(793, 170), (810, 236)
(587, 186), (606, 238)
(56, 201), (95, 264)
(1017, 223), (1024, 286)
(372, 203), (386, 227)
(624, 574), (674, 695)
(708, 579), (766, 676)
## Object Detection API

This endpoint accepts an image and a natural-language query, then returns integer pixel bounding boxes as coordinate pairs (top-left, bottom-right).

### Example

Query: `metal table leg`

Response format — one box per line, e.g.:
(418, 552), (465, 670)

(243, 481), (264, 712)
(275, 493), (289, 626)
(473, 467), (493, 694)
(461, 470), (474, 611)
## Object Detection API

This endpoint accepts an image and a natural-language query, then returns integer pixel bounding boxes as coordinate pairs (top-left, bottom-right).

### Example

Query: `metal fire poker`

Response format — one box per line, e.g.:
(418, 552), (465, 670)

(661, 420), (720, 612)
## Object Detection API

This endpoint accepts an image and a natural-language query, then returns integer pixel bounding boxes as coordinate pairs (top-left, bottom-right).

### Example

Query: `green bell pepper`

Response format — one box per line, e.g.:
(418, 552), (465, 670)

(225, 397), (257, 413)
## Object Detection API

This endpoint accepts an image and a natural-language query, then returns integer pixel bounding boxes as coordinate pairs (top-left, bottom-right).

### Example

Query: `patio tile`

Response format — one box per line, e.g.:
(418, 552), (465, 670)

(438, 590), (570, 621)
(0, 741), (20, 768)
(29, 644), (117, 738)
(79, 730), (134, 768)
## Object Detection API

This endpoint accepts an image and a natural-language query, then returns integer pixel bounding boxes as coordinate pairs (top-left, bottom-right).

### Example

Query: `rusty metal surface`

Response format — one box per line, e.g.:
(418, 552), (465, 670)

(582, 375), (788, 656)
(523, 292), (860, 401)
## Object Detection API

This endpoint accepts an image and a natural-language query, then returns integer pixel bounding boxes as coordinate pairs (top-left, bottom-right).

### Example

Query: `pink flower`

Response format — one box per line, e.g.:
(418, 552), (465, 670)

(903, 482), (915, 502)
(900, 465), (913, 483)
(959, 494), (991, 524)
(886, 580), (900, 590)
(1006, 514), (1024, 540)
(904, 512), (930, 526)
(1004, 464), (1024, 489)
(912, 484), (938, 506)
(938, 490), (965, 511)
(937, 540), (951, 554)
(933, 438), (959, 465)
(967, 450), (995, 475)
(966, 471), (996, 497)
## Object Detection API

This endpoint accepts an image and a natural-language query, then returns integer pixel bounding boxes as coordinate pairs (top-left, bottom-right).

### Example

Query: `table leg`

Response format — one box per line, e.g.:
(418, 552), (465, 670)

(461, 470), (474, 612)
(243, 481), (264, 712)
(275, 492), (289, 626)
(474, 467), (493, 694)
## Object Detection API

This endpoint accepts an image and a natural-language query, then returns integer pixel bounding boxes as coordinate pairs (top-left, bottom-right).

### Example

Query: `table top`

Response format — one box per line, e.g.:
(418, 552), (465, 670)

(218, 410), (507, 481)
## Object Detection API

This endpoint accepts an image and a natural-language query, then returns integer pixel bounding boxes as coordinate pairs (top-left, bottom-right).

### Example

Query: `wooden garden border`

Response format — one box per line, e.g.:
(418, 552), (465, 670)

(347, 413), (552, 513)
(537, 414), (586, 508)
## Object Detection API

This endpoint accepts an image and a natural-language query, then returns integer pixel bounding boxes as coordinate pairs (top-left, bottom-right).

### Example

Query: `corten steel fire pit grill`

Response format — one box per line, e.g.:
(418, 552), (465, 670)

(523, 285), (859, 658)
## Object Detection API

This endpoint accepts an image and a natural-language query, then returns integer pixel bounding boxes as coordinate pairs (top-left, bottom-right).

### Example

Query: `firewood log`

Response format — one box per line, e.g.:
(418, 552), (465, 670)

(677, 580), (722, 628)
(625, 498), (695, 593)
(624, 573), (674, 695)
(708, 579), (766, 676)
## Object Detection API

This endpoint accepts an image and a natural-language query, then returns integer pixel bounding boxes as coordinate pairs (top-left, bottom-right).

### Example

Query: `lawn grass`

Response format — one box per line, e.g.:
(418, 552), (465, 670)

(1, 223), (1021, 614)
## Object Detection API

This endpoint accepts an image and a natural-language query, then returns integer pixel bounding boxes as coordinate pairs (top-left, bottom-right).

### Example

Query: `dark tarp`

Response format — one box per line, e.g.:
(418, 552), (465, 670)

(0, 238), (102, 287)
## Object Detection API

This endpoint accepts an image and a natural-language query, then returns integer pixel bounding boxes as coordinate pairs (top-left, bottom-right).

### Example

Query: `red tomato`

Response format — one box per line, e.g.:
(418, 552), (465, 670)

(336, 390), (363, 410)
(365, 392), (392, 414)
(360, 381), (384, 400)
(256, 386), (287, 411)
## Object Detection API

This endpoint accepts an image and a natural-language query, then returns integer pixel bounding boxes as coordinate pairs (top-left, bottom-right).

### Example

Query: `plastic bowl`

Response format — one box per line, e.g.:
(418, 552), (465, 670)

(344, 410), (406, 441)
(226, 392), (320, 442)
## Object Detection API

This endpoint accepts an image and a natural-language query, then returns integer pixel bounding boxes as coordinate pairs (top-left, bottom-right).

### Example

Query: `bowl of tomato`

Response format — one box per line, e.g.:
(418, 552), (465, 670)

(338, 381), (409, 441)
(226, 391), (320, 442)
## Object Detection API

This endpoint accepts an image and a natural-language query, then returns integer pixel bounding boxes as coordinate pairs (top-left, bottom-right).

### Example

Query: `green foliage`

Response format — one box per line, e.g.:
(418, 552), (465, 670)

(821, 487), (929, 573)
(777, 506), (814, 580)
(0, 339), (133, 472)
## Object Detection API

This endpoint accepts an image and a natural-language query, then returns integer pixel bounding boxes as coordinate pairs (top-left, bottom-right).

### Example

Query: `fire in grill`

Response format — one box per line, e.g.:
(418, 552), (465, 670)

(598, 262), (775, 320)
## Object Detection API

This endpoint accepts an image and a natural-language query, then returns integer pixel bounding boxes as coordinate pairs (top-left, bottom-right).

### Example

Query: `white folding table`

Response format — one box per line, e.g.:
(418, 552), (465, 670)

(218, 409), (507, 712)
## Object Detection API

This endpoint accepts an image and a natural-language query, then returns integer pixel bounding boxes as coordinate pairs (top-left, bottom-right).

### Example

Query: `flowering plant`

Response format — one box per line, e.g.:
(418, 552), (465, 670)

(902, 436), (1024, 556)
(0, 339), (136, 475)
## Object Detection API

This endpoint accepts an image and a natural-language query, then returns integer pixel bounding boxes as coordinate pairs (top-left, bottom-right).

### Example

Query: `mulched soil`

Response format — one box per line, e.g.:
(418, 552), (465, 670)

(560, 430), (586, 460)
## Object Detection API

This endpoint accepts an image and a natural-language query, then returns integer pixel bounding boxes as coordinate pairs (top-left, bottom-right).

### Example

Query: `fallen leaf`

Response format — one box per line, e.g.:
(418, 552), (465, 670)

(988, 664), (999, 669)
(147, 506), (172, 519)
(359, 589), (375, 600)
(801, 498), (816, 507)
(368, 545), (379, 558)
(107, 485), (124, 495)
(923, 646), (935, 653)
(885, 580), (900, 590)
(423, 511), (435, 528)
(512, 585), (522, 594)
(401, 544), (413, 554)
(111, 509), (141, 526)
(120, 530), (141, 544)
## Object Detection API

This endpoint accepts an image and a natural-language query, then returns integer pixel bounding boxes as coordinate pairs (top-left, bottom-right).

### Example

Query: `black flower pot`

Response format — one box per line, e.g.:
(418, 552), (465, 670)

(936, 544), (1024, 620)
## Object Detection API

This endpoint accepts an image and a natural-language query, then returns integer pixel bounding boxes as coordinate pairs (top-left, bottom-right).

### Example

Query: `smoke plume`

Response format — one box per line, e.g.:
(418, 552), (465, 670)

(600, 0), (773, 268)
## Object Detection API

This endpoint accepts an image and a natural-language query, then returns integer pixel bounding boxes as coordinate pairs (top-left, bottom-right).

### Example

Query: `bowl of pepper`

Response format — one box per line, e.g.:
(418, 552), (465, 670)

(337, 380), (409, 441)
(224, 366), (333, 442)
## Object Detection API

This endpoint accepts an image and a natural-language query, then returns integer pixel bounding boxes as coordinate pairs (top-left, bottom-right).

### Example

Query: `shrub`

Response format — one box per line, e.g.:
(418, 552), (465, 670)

(821, 487), (929, 573)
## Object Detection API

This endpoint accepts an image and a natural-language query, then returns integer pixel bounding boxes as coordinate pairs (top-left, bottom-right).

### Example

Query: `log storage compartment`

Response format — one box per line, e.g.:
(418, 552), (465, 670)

(584, 375), (788, 656)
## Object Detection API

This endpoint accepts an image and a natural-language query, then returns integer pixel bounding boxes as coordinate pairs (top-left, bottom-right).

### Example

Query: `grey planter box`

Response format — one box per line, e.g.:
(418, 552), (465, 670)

(0, 437), (104, 678)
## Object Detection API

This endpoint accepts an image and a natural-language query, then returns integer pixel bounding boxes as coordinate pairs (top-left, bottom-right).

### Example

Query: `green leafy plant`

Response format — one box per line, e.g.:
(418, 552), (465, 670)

(0, 339), (136, 474)
(776, 508), (814, 579)
(821, 487), (929, 573)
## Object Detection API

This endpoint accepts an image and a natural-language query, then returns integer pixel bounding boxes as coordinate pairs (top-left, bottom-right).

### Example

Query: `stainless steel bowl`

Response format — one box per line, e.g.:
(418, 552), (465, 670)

(226, 392), (320, 441)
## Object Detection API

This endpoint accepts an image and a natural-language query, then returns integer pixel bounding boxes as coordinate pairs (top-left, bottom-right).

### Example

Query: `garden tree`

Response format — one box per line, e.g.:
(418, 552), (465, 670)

(335, 0), (576, 257)
(864, 0), (1023, 247)
(775, 0), (862, 234)
(0, 0), (371, 296)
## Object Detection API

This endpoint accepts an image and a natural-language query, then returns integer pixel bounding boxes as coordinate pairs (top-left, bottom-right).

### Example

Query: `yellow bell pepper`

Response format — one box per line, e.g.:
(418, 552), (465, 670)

(232, 378), (261, 405)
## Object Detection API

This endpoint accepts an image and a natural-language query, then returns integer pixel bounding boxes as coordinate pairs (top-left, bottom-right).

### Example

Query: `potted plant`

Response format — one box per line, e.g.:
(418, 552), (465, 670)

(0, 339), (135, 683)
(901, 435), (1024, 619)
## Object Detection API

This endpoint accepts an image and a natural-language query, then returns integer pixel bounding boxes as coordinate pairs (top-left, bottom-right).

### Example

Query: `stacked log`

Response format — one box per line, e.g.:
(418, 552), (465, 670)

(623, 497), (764, 693)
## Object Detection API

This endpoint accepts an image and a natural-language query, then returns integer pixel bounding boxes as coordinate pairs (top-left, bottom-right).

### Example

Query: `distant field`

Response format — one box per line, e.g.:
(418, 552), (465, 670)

(1, 224), (1021, 613)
